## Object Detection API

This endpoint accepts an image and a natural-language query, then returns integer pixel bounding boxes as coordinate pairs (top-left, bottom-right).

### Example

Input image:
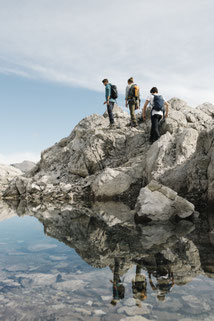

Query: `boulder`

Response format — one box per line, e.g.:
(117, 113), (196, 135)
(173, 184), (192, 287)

(0, 164), (22, 197)
(135, 180), (195, 221)
(92, 167), (133, 198)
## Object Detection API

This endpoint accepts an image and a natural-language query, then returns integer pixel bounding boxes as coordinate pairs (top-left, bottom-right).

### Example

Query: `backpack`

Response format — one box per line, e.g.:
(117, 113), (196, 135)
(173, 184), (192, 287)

(128, 84), (140, 100)
(153, 95), (164, 111)
(110, 84), (118, 99)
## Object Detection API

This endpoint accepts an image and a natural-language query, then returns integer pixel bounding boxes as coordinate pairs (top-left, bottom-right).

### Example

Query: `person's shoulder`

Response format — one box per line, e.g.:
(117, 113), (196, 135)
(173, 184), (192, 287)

(159, 94), (166, 101)
(146, 94), (152, 101)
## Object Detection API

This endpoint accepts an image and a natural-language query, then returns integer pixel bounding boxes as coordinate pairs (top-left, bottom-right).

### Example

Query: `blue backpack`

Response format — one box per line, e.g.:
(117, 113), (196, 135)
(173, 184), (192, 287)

(153, 95), (164, 111)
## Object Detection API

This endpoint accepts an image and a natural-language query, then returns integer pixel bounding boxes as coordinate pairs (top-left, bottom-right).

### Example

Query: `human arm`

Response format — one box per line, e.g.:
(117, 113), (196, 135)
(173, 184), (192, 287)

(164, 101), (169, 117)
(149, 273), (157, 290)
(125, 86), (129, 107)
(142, 100), (150, 120)
(104, 84), (111, 105)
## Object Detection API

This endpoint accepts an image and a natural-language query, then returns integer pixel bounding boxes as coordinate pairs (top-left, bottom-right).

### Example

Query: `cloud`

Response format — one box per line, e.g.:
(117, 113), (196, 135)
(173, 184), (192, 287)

(0, 0), (213, 106)
(0, 152), (40, 165)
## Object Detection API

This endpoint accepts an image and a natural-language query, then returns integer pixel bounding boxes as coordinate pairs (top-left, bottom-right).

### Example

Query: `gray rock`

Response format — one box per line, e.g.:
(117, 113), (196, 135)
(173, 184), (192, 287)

(118, 305), (151, 316)
(0, 164), (22, 197)
(119, 316), (154, 321)
(135, 180), (195, 221)
(2, 99), (214, 206)
(15, 177), (28, 194)
(92, 168), (133, 198)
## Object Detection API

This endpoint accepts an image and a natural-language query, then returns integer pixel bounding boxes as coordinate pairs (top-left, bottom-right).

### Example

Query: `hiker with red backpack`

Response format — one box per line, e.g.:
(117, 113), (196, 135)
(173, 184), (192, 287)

(102, 79), (118, 128)
(143, 87), (169, 144)
(125, 77), (140, 127)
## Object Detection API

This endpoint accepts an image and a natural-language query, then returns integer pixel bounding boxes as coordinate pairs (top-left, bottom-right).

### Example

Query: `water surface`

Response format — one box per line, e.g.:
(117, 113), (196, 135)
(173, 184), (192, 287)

(0, 202), (214, 321)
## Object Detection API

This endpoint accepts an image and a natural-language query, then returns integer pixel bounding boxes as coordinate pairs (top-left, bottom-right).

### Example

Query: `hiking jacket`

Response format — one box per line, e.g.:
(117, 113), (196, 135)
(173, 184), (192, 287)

(105, 84), (116, 103)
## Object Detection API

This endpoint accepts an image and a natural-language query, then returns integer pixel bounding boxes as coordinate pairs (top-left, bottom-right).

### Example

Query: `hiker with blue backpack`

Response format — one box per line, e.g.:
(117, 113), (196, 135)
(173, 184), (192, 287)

(142, 87), (169, 144)
(102, 79), (118, 128)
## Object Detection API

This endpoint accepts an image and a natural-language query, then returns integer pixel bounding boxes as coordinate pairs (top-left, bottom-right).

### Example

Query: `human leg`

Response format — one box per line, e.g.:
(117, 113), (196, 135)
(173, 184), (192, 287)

(107, 102), (115, 124)
(151, 115), (162, 142)
(129, 101), (137, 125)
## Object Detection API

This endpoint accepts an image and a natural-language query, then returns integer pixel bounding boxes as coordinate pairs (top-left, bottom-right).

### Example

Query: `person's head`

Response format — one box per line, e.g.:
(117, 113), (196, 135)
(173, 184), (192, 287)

(128, 77), (134, 85)
(133, 292), (147, 301)
(157, 294), (165, 301)
(150, 87), (158, 94)
(102, 78), (109, 86)
(110, 299), (118, 306)
(139, 293), (147, 301)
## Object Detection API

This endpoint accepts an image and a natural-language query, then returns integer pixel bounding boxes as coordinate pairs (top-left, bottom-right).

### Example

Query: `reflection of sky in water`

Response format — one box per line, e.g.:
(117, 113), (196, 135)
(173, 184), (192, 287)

(0, 215), (214, 321)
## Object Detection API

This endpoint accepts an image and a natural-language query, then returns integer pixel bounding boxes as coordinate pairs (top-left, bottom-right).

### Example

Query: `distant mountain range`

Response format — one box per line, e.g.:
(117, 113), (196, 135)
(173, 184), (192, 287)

(11, 160), (36, 173)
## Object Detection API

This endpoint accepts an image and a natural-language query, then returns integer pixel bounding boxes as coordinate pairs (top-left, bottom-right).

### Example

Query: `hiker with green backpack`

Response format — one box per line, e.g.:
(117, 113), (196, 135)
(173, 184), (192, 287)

(102, 78), (118, 128)
(125, 77), (140, 127)
(143, 87), (169, 144)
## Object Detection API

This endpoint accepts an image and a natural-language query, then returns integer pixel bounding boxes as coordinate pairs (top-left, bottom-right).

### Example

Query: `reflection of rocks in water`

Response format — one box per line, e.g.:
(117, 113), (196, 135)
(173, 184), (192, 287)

(92, 201), (135, 226)
(9, 200), (205, 292)
(189, 208), (214, 279)
(0, 201), (17, 222)
(2, 200), (214, 320)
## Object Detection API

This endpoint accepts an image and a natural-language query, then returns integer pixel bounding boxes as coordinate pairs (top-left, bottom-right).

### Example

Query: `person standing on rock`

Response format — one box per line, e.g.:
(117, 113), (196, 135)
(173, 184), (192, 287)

(102, 79), (117, 128)
(142, 87), (169, 143)
(125, 77), (140, 127)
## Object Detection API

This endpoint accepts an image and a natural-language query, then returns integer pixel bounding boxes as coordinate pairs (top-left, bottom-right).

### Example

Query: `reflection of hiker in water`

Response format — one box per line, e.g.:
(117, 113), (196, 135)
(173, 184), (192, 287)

(148, 254), (174, 301)
(132, 263), (147, 306)
(110, 259), (125, 306)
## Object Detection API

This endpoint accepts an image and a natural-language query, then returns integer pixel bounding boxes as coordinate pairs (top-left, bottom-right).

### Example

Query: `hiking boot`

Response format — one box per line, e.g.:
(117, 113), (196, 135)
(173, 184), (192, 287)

(109, 123), (115, 128)
(130, 122), (137, 127)
(149, 137), (154, 144)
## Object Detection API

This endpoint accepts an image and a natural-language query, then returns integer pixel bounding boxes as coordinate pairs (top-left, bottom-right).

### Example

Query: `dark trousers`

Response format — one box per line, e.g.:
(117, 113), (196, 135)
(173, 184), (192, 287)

(151, 114), (162, 142)
(107, 102), (115, 124)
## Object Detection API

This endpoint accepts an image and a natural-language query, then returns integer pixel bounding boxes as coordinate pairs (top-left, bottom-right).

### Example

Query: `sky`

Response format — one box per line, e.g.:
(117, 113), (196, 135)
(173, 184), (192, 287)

(0, 0), (213, 164)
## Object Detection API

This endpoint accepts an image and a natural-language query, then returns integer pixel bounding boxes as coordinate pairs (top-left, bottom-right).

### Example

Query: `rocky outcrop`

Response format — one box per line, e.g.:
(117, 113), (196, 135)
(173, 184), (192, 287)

(0, 164), (22, 197)
(2, 99), (214, 213)
(135, 180), (195, 222)
(11, 160), (36, 173)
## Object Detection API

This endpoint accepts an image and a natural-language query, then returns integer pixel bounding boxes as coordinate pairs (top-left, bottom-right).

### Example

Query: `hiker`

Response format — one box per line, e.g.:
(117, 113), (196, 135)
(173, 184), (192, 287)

(102, 79), (118, 127)
(110, 258), (125, 305)
(148, 253), (174, 301)
(142, 87), (169, 143)
(149, 271), (174, 301)
(132, 263), (147, 306)
(125, 77), (140, 127)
